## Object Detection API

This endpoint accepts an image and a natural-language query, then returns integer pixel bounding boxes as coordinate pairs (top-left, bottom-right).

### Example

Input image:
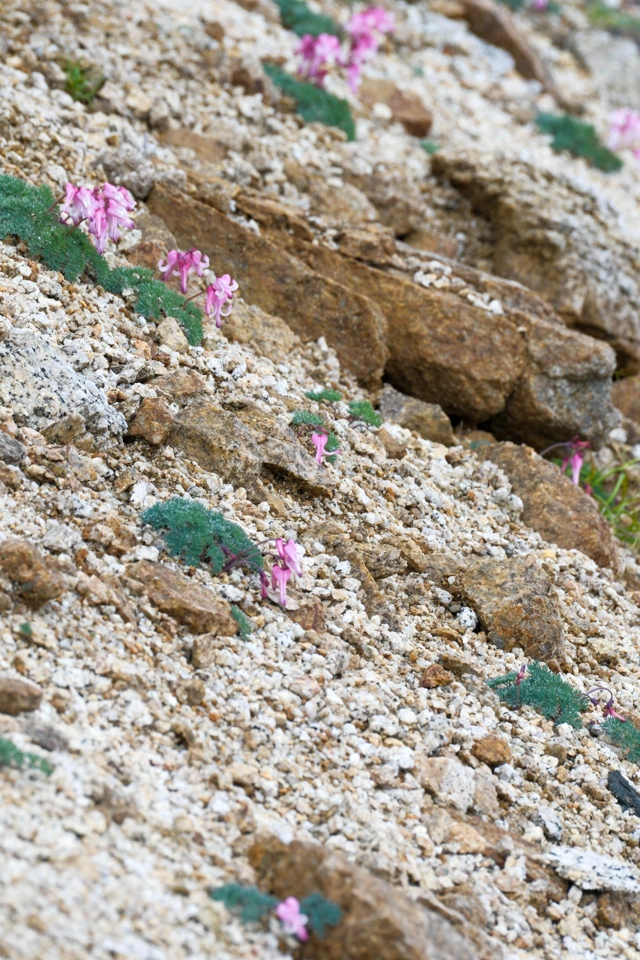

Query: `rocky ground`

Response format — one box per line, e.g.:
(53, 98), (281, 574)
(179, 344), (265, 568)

(2, 0), (640, 958)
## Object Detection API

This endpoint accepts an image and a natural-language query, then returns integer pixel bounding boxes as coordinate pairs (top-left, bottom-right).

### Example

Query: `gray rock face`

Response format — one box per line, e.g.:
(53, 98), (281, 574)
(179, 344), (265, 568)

(549, 846), (640, 894)
(380, 383), (456, 446)
(0, 330), (125, 447)
(571, 30), (640, 112)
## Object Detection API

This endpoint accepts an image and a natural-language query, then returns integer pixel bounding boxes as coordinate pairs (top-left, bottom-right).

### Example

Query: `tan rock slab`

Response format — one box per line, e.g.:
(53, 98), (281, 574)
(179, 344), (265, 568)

(359, 78), (433, 137)
(223, 300), (303, 365)
(458, 0), (552, 87)
(157, 317), (189, 353)
(128, 397), (174, 446)
(0, 676), (42, 715)
(447, 821), (487, 854)
(127, 560), (238, 635)
(612, 374), (640, 425)
(0, 539), (68, 609)
(414, 757), (476, 812)
(471, 734), (511, 768)
(169, 399), (263, 489)
(381, 383), (456, 446)
(420, 663), (454, 689)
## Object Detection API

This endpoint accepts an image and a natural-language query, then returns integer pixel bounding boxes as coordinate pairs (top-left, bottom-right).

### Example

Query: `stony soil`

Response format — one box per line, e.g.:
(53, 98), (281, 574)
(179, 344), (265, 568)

(2, 1), (640, 959)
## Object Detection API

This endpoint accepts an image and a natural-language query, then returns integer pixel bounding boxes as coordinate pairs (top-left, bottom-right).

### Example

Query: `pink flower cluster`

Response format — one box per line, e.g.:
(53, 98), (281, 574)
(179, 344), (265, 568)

(295, 6), (394, 93)
(541, 436), (590, 486)
(268, 537), (302, 607)
(59, 182), (136, 254)
(275, 897), (309, 941)
(158, 248), (238, 326)
(607, 108), (640, 161)
(311, 430), (341, 464)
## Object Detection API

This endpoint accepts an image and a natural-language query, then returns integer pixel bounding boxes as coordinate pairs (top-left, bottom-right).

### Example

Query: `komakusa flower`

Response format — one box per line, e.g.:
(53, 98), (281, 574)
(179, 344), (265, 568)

(587, 685), (626, 722)
(540, 436), (590, 486)
(607, 108), (640, 160)
(311, 431), (329, 464)
(158, 248), (210, 294)
(102, 183), (136, 242)
(346, 6), (394, 40)
(60, 184), (97, 225)
(276, 538), (303, 578)
(295, 32), (343, 87)
(275, 897), (309, 941)
(271, 564), (292, 607)
(204, 274), (239, 327)
(57, 181), (136, 253)
(344, 7), (394, 91)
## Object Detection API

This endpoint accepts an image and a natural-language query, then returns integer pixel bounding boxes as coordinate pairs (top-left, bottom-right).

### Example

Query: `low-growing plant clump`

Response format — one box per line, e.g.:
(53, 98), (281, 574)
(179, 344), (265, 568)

(263, 63), (356, 140)
(211, 884), (342, 941)
(63, 59), (105, 104)
(0, 737), (53, 775)
(535, 113), (623, 172)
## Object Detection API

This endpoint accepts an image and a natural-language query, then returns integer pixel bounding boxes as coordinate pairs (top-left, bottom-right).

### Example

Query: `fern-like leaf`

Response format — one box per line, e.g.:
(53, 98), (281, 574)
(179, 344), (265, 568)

(291, 410), (325, 427)
(300, 893), (343, 937)
(273, 0), (341, 36)
(210, 884), (277, 923)
(231, 605), (252, 640)
(264, 64), (356, 141)
(0, 737), (53, 775)
(305, 389), (342, 402)
(488, 661), (588, 728)
(348, 400), (382, 428)
(602, 717), (640, 763)
(536, 113), (622, 173)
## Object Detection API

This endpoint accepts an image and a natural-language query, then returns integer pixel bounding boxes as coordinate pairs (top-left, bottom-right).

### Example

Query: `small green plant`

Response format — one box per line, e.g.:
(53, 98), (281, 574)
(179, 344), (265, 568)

(64, 59), (105, 104)
(602, 717), (640, 764)
(348, 400), (382, 428)
(579, 458), (640, 551)
(587, 1), (640, 38)
(535, 113), (622, 173)
(264, 63), (356, 141)
(231, 605), (252, 640)
(273, 0), (341, 36)
(324, 432), (341, 464)
(300, 892), (343, 937)
(142, 499), (261, 573)
(18, 622), (32, 638)
(210, 884), (342, 939)
(0, 175), (203, 344)
(292, 410), (325, 427)
(305, 388), (342, 403)
(420, 140), (439, 155)
(487, 661), (589, 728)
(0, 737), (53, 775)
(211, 884), (277, 922)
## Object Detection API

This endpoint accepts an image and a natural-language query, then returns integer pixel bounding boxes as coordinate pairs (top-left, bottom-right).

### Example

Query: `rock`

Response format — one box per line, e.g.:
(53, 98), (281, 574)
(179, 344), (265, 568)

(471, 735), (511, 768)
(229, 761), (258, 788)
(475, 442), (621, 572)
(336, 225), (397, 267)
(414, 757), (476, 812)
(356, 540), (407, 579)
(458, 0), (552, 87)
(159, 127), (228, 167)
(473, 769), (500, 819)
(94, 143), (156, 199)
(359, 79), (433, 138)
(306, 523), (382, 614)
(169, 399), (263, 489)
(223, 300), (303, 365)
(548, 846), (640, 894)
(0, 330), (125, 448)
(0, 539), (68, 609)
(127, 211), (177, 271)
(128, 397), (174, 446)
(596, 892), (633, 931)
(250, 835), (480, 960)
(191, 634), (234, 668)
(153, 368), (207, 402)
(432, 150), (640, 373)
(343, 169), (425, 237)
(571, 30), (640, 113)
(446, 821), (487, 854)
(234, 189), (314, 241)
(156, 317), (189, 353)
(289, 675), (321, 700)
(0, 676), (42, 715)
(459, 554), (564, 661)
(535, 805), (563, 841)
(611, 374), (640, 425)
(420, 664), (454, 689)
(127, 560), (238, 635)
(380, 384), (456, 446)
(175, 678), (206, 705)
(607, 770), (640, 817)
(0, 432), (26, 464)
(147, 184), (388, 387)
(287, 597), (325, 632)
(375, 427), (407, 460)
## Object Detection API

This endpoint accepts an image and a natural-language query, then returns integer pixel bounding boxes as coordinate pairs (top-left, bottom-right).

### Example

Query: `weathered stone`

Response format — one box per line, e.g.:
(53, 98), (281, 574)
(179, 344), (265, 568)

(169, 399), (263, 489)
(128, 397), (174, 446)
(175, 678), (206, 705)
(611, 374), (640, 425)
(0, 676), (42, 715)
(234, 190), (314, 241)
(127, 560), (238, 634)
(0, 539), (68, 609)
(381, 384), (456, 446)
(459, 554), (564, 661)
(356, 541), (408, 579)
(458, 0), (552, 87)
(153, 368), (207, 402)
(250, 836), (480, 960)
(548, 846), (640, 894)
(157, 317), (189, 353)
(471, 735), (511, 768)
(223, 299), (303, 365)
(359, 79), (433, 137)
(159, 127), (228, 166)
(446, 821), (487, 854)
(420, 664), (454, 689)
(415, 757), (476, 812)
(0, 432), (26, 464)
(375, 427), (407, 460)
(306, 522), (382, 615)
(94, 143), (156, 199)
(0, 329), (125, 448)
(476, 442), (621, 572)
(147, 184), (388, 386)
(287, 597), (325, 632)
(473, 769), (500, 819)
(336, 226), (397, 266)
(571, 30), (640, 113)
(596, 892), (633, 931)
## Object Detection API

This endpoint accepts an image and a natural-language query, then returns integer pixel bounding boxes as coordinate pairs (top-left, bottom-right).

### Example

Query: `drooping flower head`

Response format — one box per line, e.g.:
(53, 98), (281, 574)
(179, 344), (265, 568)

(271, 564), (293, 608)
(540, 436), (591, 486)
(587, 686), (626, 722)
(60, 184), (98, 225)
(275, 897), (309, 941)
(88, 204), (108, 254)
(158, 248), (210, 295)
(311, 431), (329, 464)
(276, 538), (303, 577)
(515, 664), (527, 687)
(204, 274), (239, 328)
(346, 6), (395, 40)
(58, 181), (136, 252)
(102, 182), (136, 242)
(344, 7), (394, 91)
(607, 108), (640, 160)
(295, 32), (343, 87)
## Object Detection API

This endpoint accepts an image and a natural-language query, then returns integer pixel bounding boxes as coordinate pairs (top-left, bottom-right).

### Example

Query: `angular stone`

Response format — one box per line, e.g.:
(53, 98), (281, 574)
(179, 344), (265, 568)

(157, 317), (189, 353)
(0, 432), (26, 465)
(250, 836), (480, 960)
(234, 189), (314, 241)
(147, 184), (388, 387)
(459, 0), (552, 86)
(287, 597), (325, 632)
(356, 540), (407, 579)
(175, 678), (206, 705)
(0, 329), (125, 448)
(473, 769), (500, 819)
(458, 554), (564, 661)
(306, 523), (382, 614)
(571, 30), (640, 113)
(169, 399), (263, 489)
(375, 427), (407, 460)
(128, 397), (174, 446)
(223, 299), (303, 365)
(360, 79), (433, 137)
(381, 384), (456, 446)
(548, 846), (640, 894)
(0, 539), (68, 609)
(611, 374), (640, 425)
(471, 734), (511, 768)
(153, 368), (207, 403)
(127, 560), (238, 635)
(446, 821), (487, 854)
(414, 757), (476, 812)
(476, 442), (621, 572)
(336, 225), (397, 266)
(420, 664), (454, 689)
(0, 676), (42, 715)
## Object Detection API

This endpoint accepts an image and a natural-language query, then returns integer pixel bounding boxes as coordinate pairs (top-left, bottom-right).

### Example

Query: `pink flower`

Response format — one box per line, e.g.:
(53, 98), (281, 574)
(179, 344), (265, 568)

(60, 184), (97, 225)
(607, 109), (640, 157)
(204, 274), (239, 327)
(529, 0), (549, 9)
(158, 248), (210, 295)
(541, 436), (590, 487)
(88, 204), (108, 254)
(275, 897), (309, 941)
(271, 564), (292, 607)
(515, 664), (527, 686)
(311, 431), (328, 464)
(346, 6), (394, 40)
(102, 183), (136, 242)
(603, 696), (626, 722)
(295, 33), (343, 87)
(276, 538), (302, 577)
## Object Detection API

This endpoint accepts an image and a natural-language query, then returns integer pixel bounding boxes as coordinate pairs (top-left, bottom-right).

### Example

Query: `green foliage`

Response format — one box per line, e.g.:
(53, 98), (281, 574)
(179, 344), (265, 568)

(587, 1), (640, 38)
(305, 388), (342, 402)
(576, 457), (640, 551)
(535, 113), (622, 173)
(0, 737), (53, 775)
(602, 717), (640, 764)
(273, 0), (341, 36)
(0, 174), (203, 344)
(325, 431), (341, 464)
(487, 661), (588, 728)
(264, 64), (356, 141)
(348, 400), (382, 428)
(64, 59), (105, 104)
(300, 893), (343, 936)
(420, 139), (439, 155)
(142, 498), (262, 573)
(210, 884), (277, 923)
(231, 605), (252, 640)
(292, 410), (325, 427)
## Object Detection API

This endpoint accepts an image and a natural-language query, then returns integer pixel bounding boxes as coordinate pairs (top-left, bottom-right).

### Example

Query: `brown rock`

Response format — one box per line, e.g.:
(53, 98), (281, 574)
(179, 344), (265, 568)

(420, 663), (454, 689)
(153, 368), (207, 402)
(0, 676), (42, 715)
(458, 554), (564, 661)
(158, 127), (228, 165)
(224, 299), (303, 365)
(596, 892), (632, 931)
(612, 374), (640, 425)
(0, 539), (68, 609)
(147, 184), (388, 387)
(157, 317), (189, 353)
(175, 678), (206, 705)
(288, 597), (325, 632)
(306, 522), (382, 615)
(476, 442), (621, 572)
(357, 540), (408, 579)
(458, 0), (552, 86)
(473, 769), (500, 819)
(359, 78), (433, 137)
(414, 757), (476, 812)
(446, 821), (487, 854)
(235, 190), (314, 241)
(402, 229), (459, 259)
(191, 634), (238, 668)
(381, 384), (456, 446)
(127, 211), (177, 271)
(471, 734), (511, 769)
(128, 397), (174, 446)
(169, 399), (263, 489)
(375, 427), (407, 460)
(250, 836), (480, 960)
(127, 560), (238, 634)
(336, 226), (397, 266)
